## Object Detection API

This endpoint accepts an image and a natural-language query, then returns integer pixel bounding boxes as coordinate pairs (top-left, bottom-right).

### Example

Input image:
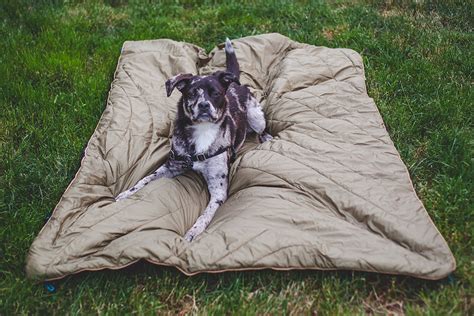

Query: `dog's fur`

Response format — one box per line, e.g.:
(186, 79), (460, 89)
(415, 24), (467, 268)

(116, 38), (272, 241)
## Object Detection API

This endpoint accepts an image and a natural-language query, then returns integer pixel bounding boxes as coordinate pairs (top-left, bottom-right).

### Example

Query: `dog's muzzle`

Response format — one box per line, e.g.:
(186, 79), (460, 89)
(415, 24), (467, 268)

(195, 101), (215, 121)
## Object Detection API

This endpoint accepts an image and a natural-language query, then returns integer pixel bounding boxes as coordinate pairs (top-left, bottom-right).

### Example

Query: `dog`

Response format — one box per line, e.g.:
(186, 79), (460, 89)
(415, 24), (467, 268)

(115, 38), (272, 241)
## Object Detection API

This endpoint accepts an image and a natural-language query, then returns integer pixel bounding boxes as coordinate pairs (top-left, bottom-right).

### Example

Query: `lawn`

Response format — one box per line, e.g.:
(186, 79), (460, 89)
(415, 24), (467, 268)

(0, 0), (472, 314)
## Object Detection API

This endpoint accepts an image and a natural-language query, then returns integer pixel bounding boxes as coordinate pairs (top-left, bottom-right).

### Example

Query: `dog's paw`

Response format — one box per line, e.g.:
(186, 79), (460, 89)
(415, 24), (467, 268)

(184, 231), (195, 242)
(115, 191), (130, 201)
(184, 226), (204, 242)
(259, 132), (273, 143)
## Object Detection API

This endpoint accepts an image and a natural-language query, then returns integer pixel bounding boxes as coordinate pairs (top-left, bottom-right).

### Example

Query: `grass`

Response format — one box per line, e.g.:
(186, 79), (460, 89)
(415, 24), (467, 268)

(0, 0), (472, 314)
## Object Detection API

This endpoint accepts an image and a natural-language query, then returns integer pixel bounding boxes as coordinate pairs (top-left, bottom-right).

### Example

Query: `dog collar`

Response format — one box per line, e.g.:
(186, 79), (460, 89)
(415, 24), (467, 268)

(169, 146), (230, 164)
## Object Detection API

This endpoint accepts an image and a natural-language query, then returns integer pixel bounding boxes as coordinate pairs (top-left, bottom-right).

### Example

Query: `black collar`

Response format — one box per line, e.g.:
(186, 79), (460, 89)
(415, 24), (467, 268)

(169, 146), (230, 164)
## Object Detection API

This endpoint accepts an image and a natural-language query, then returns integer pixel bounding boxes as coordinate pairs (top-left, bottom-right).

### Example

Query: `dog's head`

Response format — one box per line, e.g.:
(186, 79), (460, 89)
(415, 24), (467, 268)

(165, 71), (239, 123)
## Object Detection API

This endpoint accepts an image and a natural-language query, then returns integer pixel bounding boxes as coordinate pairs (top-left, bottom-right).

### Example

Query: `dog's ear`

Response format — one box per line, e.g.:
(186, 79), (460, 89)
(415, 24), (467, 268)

(216, 71), (240, 88)
(165, 73), (194, 97)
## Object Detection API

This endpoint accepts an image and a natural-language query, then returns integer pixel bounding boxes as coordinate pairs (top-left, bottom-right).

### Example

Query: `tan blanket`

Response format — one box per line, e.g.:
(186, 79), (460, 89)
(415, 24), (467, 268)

(26, 33), (455, 280)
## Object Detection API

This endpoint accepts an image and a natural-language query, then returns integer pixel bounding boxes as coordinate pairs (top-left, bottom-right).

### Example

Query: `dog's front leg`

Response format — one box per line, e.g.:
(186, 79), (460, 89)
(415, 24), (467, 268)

(115, 161), (186, 201)
(184, 161), (228, 242)
(183, 187), (226, 242)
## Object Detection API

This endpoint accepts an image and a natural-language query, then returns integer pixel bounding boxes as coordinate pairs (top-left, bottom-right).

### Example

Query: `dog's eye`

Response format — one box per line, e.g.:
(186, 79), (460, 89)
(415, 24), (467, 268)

(211, 90), (221, 97)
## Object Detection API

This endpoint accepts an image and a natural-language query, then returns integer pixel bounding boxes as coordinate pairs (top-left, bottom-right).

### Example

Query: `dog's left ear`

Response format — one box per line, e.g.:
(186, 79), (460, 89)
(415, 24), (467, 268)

(165, 73), (194, 97)
(216, 71), (240, 88)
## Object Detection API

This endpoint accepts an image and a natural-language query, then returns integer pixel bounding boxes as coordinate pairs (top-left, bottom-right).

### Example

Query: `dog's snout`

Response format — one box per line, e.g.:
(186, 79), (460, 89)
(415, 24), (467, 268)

(198, 102), (210, 110)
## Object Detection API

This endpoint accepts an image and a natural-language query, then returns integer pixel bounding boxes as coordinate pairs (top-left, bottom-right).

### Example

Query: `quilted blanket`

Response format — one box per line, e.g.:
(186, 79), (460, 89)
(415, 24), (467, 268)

(26, 33), (455, 280)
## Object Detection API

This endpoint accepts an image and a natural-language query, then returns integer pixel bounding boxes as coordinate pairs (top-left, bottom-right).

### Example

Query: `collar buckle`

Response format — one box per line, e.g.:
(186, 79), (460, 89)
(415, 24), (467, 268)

(196, 154), (206, 162)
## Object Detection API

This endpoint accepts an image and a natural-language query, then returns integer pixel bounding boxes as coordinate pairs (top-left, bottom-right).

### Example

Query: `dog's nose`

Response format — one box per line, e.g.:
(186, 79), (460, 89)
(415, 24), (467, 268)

(198, 102), (210, 110)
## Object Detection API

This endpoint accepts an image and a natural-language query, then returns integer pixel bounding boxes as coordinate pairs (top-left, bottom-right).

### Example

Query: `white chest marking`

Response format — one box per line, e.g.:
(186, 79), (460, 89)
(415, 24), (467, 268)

(192, 123), (220, 153)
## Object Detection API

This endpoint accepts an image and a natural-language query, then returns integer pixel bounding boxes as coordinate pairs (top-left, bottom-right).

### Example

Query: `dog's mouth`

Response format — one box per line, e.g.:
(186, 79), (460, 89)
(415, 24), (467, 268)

(198, 113), (211, 119)
(194, 112), (216, 122)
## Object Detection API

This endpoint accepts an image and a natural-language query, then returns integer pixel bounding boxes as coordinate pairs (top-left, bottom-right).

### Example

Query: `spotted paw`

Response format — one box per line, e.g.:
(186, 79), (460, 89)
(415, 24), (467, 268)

(259, 132), (273, 143)
(184, 232), (195, 242)
(184, 226), (204, 242)
(115, 191), (130, 201)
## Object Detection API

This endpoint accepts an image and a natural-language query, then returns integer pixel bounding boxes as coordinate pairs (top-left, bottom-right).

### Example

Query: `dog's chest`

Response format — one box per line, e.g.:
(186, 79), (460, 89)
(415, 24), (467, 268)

(191, 123), (220, 153)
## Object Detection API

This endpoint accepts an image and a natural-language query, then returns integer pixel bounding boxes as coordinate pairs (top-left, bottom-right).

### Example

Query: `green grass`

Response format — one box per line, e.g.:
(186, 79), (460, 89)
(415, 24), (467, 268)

(1, 0), (472, 314)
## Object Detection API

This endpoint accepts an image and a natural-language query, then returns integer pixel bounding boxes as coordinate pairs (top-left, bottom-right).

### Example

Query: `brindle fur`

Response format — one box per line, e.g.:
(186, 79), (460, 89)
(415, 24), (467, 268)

(116, 38), (272, 241)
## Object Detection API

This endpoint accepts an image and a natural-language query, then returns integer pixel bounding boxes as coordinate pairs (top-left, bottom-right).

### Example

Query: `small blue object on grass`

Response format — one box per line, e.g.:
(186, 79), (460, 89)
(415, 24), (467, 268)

(44, 282), (56, 293)
(44, 212), (52, 224)
(447, 273), (455, 284)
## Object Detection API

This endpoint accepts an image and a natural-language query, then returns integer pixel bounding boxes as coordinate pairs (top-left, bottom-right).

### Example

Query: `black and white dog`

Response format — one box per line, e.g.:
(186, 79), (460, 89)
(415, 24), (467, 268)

(116, 38), (272, 241)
